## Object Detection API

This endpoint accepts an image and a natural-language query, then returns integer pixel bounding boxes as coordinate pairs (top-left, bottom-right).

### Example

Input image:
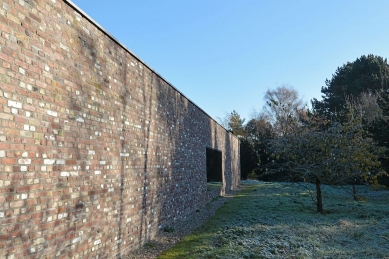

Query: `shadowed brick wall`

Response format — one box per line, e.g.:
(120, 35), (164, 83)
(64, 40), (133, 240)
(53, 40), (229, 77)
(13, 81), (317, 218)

(0, 0), (240, 258)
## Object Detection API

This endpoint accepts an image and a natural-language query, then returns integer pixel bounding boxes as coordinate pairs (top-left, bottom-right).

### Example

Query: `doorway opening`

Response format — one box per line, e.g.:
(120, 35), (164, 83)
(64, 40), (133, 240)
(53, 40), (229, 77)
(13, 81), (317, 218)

(206, 147), (222, 183)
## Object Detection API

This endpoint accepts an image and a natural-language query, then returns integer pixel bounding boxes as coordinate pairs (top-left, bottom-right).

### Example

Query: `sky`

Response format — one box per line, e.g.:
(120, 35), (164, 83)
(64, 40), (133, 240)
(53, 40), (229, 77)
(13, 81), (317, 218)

(70, 0), (389, 123)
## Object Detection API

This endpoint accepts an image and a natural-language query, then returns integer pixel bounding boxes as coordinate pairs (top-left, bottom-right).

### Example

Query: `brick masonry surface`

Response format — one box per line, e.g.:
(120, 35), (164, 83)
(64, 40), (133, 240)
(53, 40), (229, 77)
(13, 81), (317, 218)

(0, 0), (240, 258)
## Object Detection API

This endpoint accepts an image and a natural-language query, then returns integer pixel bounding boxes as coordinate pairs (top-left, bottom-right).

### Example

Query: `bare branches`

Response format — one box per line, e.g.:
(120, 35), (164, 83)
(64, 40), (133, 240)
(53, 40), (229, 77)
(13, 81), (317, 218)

(262, 85), (306, 136)
(345, 90), (384, 124)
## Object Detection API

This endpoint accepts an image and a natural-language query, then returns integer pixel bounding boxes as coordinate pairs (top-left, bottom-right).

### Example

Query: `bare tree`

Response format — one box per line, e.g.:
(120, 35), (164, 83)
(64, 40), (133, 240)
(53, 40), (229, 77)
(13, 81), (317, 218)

(263, 85), (306, 136)
(217, 112), (231, 129)
(345, 90), (384, 124)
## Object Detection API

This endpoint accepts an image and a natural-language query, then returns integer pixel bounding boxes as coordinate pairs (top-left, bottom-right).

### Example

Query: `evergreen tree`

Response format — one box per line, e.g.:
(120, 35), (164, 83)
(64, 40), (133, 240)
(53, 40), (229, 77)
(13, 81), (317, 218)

(312, 54), (389, 118)
(312, 54), (389, 174)
(227, 110), (246, 137)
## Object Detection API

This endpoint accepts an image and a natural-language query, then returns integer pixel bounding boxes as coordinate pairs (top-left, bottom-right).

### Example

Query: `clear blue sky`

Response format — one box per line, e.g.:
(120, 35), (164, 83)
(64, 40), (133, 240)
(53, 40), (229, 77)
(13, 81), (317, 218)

(70, 0), (389, 123)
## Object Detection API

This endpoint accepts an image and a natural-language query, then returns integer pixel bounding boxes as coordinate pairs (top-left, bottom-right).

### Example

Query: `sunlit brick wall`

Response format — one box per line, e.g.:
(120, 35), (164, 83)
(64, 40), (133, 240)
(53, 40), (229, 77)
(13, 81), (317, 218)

(0, 0), (240, 258)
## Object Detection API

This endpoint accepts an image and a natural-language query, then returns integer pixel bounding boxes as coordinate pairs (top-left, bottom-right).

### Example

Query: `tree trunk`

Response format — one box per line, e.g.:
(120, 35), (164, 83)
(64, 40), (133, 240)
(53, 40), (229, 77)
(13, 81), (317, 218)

(353, 185), (358, 201)
(316, 177), (324, 214)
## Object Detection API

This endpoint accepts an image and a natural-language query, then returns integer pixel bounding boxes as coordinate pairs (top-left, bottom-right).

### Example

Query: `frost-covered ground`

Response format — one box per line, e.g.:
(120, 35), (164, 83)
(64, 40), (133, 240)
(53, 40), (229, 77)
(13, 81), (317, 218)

(159, 181), (389, 259)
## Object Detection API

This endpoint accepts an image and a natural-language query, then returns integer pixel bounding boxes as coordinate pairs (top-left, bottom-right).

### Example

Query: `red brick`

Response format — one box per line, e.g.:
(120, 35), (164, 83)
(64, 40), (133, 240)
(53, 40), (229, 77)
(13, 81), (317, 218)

(31, 212), (44, 219)
(2, 158), (17, 164)
(17, 214), (31, 222)
(13, 116), (27, 123)
(0, 143), (10, 149)
(10, 144), (24, 150)
(9, 230), (23, 238)
(0, 235), (9, 241)
(29, 12), (41, 23)
(0, 52), (14, 63)
(16, 186), (31, 192)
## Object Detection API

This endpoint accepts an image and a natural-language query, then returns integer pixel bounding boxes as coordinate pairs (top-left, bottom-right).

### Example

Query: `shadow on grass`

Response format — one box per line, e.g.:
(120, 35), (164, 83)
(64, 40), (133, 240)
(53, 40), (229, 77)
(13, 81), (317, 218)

(207, 182), (223, 192)
(158, 183), (389, 259)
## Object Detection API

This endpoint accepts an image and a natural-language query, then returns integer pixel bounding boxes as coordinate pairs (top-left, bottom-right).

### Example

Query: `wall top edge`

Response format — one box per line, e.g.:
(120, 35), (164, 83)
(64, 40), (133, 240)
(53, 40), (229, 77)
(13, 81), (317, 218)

(63, 0), (238, 141)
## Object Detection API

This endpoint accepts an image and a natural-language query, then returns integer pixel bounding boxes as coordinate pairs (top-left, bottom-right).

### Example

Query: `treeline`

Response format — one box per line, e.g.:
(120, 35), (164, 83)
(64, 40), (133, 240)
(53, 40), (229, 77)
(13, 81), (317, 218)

(221, 54), (389, 213)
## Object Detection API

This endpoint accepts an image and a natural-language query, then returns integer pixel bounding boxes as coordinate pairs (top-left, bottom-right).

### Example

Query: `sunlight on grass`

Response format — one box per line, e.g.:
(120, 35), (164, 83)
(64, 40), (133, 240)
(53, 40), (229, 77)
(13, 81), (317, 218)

(158, 182), (389, 259)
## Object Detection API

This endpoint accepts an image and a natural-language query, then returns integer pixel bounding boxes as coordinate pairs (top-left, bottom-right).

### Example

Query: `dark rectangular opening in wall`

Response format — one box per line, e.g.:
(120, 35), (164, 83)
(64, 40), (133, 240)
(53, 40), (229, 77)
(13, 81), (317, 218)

(206, 148), (222, 182)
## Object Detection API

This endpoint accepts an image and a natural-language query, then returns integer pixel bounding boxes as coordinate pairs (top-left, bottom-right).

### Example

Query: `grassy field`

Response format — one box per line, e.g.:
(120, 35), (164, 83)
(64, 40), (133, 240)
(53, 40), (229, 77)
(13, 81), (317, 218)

(158, 181), (389, 259)
(207, 182), (223, 191)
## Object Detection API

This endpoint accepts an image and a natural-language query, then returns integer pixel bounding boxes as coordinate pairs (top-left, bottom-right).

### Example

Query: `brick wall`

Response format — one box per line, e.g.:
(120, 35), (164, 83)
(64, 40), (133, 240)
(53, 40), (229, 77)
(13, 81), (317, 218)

(0, 0), (240, 258)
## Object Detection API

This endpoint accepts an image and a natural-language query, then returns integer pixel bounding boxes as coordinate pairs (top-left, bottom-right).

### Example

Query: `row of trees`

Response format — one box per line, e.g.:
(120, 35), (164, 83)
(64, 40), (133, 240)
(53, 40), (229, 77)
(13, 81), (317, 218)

(222, 54), (389, 213)
(220, 85), (307, 181)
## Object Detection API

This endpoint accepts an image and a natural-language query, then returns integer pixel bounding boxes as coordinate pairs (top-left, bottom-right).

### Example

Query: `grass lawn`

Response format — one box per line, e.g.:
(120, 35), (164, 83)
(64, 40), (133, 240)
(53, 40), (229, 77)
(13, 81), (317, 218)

(207, 182), (222, 191)
(158, 182), (389, 259)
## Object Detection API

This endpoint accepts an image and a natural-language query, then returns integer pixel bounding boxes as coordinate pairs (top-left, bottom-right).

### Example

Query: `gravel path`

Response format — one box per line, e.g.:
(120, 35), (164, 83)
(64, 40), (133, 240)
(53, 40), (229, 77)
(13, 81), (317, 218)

(123, 187), (243, 259)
